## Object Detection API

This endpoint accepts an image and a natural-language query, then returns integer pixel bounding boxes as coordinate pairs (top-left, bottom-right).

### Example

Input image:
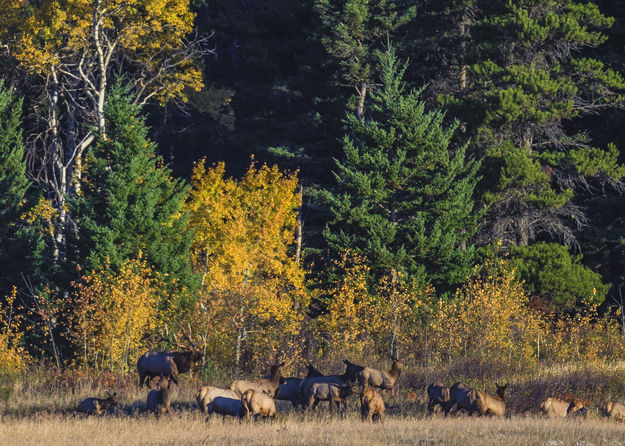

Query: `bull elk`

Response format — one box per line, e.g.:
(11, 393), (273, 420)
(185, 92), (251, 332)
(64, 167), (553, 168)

(137, 333), (203, 389)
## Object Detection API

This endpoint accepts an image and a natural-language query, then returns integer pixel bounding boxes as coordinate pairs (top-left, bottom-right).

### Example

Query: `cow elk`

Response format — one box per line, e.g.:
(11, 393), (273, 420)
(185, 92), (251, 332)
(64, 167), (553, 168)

(356, 358), (403, 393)
(539, 398), (571, 418)
(477, 383), (507, 417)
(230, 362), (285, 398)
(360, 387), (385, 423)
(602, 401), (625, 420)
(305, 382), (356, 414)
(77, 391), (118, 415)
(196, 386), (240, 413)
(241, 389), (277, 421)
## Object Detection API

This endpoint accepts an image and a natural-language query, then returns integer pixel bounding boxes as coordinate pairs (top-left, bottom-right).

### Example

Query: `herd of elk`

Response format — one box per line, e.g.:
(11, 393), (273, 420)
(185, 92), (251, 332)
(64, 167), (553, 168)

(75, 346), (622, 423)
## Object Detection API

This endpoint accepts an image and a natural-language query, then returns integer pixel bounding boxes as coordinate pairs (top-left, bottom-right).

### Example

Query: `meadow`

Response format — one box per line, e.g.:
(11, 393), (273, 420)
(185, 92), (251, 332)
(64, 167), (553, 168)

(3, 361), (625, 445)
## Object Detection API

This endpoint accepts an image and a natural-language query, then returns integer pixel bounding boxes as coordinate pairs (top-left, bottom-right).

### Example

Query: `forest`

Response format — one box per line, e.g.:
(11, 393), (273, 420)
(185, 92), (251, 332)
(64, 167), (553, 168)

(1, 0), (625, 381)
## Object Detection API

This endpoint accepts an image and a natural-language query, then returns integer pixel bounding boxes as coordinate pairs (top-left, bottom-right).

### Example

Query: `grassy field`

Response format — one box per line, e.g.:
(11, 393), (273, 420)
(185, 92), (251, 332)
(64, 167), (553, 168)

(2, 413), (625, 446)
(2, 362), (625, 445)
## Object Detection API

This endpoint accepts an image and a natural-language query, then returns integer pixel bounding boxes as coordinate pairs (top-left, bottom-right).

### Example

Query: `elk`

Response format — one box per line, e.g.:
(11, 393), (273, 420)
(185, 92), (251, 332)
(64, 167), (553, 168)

(356, 358), (403, 393)
(448, 382), (485, 416)
(300, 359), (363, 398)
(146, 378), (170, 414)
(137, 334), (203, 389)
(602, 401), (625, 420)
(305, 382), (356, 413)
(477, 383), (507, 417)
(196, 386), (240, 413)
(539, 397), (571, 418)
(230, 362), (285, 397)
(427, 381), (451, 414)
(206, 396), (244, 418)
(275, 363), (325, 408)
(241, 389), (276, 420)
(77, 391), (118, 415)
(360, 387), (385, 423)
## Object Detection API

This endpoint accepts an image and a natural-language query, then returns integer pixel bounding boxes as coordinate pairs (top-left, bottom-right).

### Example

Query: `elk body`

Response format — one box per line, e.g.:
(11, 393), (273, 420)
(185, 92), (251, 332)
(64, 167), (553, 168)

(360, 387), (385, 423)
(275, 364), (325, 408)
(427, 381), (451, 414)
(137, 336), (203, 389)
(539, 398), (571, 418)
(206, 396), (244, 418)
(602, 401), (625, 420)
(241, 389), (276, 420)
(196, 386), (240, 413)
(305, 382), (355, 413)
(300, 360), (363, 398)
(77, 392), (118, 415)
(448, 382), (485, 416)
(357, 359), (403, 392)
(230, 362), (285, 398)
(146, 378), (170, 414)
(477, 384), (507, 417)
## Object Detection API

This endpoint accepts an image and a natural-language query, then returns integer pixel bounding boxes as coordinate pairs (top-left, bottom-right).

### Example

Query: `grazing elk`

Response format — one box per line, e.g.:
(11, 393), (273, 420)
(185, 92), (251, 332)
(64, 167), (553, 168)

(602, 401), (625, 420)
(360, 387), (385, 423)
(230, 362), (285, 398)
(196, 386), (240, 413)
(305, 382), (356, 414)
(567, 398), (587, 417)
(241, 389), (277, 420)
(427, 381), (451, 414)
(146, 378), (170, 414)
(137, 334), (203, 389)
(77, 391), (118, 415)
(356, 358), (403, 393)
(477, 383), (507, 417)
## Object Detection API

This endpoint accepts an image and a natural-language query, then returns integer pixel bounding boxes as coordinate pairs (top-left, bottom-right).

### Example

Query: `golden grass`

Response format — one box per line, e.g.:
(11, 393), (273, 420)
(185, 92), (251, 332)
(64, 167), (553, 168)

(1, 413), (625, 446)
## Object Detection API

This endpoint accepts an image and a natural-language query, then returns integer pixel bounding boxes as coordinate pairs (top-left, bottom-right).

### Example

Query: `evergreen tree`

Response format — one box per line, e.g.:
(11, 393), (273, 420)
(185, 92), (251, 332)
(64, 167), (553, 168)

(0, 79), (41, 297)
(74, 81), (197, 308)
(323, 47), (482, 293)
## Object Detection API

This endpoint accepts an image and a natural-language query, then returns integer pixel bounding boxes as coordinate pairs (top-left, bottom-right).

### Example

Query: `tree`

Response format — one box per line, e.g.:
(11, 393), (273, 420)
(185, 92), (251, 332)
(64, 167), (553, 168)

(443, 0), (625, 247)
(323, 47), (482, 294)
(0, 79), (42, 298)
(507, 242), (609, 313)
(1, 0), (209, 269)
(315, 0), (416, 120)
(186, 160), (308, 374)
(74, 82), (196, 309)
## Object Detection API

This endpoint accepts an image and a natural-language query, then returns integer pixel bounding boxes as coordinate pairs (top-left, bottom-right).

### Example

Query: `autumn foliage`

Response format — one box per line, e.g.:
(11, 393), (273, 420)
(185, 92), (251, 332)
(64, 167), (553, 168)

(186, 160), (308, 372)
(70, 256), (164, 371)
(0, 287), (31, 373)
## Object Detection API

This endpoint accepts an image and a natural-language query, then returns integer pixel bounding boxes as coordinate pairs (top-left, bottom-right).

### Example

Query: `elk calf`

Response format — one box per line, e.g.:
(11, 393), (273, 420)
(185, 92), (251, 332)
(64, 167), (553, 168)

(241, 389), (276, 420)
(360, 387), (385, 423)
(147, 378), (170, 414)
(77, 391), (118, 415)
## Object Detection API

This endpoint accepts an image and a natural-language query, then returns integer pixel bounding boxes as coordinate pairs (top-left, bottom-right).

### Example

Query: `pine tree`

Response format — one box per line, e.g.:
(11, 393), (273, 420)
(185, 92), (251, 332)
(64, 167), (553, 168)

(0, 79), (41, 297)
(74, 81), (197, 310)
(323, 47), (482, 294)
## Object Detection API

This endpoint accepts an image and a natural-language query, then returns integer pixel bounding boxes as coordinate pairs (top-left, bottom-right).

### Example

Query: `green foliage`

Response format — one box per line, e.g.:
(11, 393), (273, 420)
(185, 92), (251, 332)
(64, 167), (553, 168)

(323, 47), (482, 294)
(0, 79), (42, 296)
(508, 242), (609, 312)
(74, 81), (196, 310)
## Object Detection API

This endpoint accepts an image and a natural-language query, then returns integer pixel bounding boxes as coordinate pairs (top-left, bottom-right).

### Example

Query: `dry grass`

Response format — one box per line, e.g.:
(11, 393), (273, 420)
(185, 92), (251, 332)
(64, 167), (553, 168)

(3, 362), (625, 445)
(1, 413), (625, 446)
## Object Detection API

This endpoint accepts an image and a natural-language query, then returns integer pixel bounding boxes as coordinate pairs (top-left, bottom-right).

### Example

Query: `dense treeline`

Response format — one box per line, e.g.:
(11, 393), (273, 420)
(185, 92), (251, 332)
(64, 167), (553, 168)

(0, 0), (624, 376)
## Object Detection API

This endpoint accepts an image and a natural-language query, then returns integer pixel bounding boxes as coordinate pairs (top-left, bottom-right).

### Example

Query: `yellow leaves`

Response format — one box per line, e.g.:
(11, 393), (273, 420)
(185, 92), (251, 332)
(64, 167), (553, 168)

(0, 287), (31, 373)
(186, 159), (307, 370)
(70, 256), (164, 371)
